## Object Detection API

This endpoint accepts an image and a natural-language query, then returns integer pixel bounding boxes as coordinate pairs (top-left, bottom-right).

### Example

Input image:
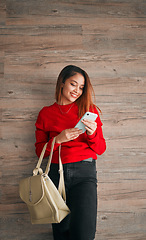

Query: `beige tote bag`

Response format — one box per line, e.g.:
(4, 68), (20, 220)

(19, 137), (70, 224)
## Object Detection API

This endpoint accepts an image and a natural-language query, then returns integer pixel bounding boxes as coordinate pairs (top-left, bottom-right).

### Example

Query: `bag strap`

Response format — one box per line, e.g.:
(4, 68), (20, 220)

(58, 145), (66, 201)
(33, 137), (66, 201)
(45, 138), (66, 201)
(33, 142), (48, 176)
(45, 137), (56, 175)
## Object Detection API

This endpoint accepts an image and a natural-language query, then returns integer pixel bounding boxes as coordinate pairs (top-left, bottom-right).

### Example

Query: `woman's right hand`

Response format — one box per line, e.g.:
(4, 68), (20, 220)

(55, 128), (82, 144)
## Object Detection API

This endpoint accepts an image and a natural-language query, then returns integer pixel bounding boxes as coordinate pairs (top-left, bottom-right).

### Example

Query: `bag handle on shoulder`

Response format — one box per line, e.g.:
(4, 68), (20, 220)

(33, 142), (48, 176)
(33, 137), (66, 201)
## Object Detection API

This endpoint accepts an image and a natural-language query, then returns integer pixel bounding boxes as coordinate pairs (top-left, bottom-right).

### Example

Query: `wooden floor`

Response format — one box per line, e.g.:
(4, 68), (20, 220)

(0, 0), (146, 239)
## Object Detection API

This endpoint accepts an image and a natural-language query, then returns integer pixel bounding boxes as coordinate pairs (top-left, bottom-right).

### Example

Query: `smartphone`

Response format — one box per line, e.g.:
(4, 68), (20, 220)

(75, 112), (98, 133)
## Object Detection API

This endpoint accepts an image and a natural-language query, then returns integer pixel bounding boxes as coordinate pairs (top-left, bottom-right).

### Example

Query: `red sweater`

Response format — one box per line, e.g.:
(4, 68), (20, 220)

(35, 102), (106, 164)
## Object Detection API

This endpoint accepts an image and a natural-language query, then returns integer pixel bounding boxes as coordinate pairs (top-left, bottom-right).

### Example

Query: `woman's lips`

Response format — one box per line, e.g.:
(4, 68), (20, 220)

(71, 93), (78, 98)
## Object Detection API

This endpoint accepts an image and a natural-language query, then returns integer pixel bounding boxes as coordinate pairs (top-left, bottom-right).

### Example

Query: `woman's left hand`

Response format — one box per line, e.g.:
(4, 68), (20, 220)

(82, 119), (97, 135)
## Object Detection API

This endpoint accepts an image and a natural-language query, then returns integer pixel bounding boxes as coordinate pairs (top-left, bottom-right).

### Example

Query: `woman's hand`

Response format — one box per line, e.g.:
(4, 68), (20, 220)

(82, 119), (97, 135)
(55, 128), (82, 144)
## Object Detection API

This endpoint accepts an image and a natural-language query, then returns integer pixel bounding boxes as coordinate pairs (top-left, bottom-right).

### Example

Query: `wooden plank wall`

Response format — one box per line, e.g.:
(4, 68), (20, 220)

(0, 0), (146, 239)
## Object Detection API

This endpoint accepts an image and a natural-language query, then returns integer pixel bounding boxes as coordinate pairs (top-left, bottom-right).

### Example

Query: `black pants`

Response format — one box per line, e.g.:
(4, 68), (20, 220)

(49, 159), (97, 240)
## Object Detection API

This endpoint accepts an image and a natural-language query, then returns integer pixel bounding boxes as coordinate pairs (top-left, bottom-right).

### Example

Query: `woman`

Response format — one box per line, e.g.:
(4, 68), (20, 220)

(35, 65), (106, 240)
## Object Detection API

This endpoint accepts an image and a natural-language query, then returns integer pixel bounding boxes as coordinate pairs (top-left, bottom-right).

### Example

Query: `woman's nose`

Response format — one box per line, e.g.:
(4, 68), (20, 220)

(74, 86), (79, 93)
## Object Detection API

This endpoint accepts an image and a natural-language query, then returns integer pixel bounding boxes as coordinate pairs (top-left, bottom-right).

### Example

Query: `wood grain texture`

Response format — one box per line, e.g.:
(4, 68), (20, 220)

(1, 0), (146, 239)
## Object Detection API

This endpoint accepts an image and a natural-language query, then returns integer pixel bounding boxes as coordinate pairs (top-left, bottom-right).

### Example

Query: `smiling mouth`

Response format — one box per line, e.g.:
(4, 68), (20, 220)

(71, 93), (78, 98)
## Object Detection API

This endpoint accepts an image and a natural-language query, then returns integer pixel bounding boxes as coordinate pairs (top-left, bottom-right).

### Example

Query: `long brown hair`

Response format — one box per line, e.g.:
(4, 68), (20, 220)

(55, 65), (97, 118)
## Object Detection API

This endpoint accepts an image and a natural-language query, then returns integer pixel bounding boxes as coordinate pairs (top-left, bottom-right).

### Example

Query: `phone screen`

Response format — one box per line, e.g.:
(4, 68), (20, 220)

(74, 112), (98, 133)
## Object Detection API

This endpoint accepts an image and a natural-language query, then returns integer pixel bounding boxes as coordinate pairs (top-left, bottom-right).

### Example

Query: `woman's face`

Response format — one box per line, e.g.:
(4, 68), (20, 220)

(60, 73), (85, 105)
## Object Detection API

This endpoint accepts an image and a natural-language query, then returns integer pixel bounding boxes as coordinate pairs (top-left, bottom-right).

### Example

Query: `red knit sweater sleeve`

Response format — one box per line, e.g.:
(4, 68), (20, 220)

(35, 107), (60, 158)
(85, 108), (106, 155)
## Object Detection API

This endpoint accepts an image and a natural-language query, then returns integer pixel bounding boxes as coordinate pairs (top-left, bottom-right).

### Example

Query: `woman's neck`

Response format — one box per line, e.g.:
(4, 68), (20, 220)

(57, 100), (73, 106)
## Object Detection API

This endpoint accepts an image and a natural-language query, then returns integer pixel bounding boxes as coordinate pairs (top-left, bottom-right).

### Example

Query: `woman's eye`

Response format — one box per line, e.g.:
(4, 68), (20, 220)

(70, 83), (84, 90)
